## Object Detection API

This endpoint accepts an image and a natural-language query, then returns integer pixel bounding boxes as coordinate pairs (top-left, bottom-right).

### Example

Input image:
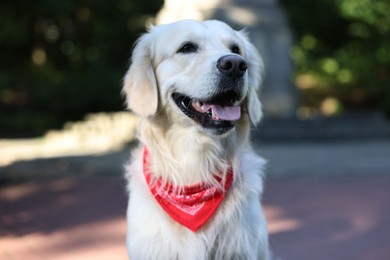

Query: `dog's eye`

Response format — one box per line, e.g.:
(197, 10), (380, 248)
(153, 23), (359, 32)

(177, 42), (198, 54)
(230, 44), (241, 55)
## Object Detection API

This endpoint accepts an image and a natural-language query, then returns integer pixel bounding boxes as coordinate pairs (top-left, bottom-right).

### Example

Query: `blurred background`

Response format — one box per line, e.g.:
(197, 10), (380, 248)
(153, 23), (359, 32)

(1, 0), (390, 137)
(0, 0), (161, 137)
(1, 0), (389, 259)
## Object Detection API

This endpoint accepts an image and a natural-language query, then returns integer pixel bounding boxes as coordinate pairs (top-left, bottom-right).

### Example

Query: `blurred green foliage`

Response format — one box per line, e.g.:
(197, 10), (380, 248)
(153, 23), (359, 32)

(280, 0), (390, 116)
(0, 0), (162, 136)
(1, 0), (389, 137)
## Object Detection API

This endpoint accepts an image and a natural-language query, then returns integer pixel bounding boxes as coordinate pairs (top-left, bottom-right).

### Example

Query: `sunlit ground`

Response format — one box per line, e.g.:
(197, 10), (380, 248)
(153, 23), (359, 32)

(0, 112), (139, 167)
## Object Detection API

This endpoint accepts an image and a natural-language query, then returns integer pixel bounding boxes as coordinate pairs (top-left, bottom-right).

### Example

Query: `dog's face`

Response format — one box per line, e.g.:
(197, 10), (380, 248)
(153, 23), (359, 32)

(123, 20), (263, 136)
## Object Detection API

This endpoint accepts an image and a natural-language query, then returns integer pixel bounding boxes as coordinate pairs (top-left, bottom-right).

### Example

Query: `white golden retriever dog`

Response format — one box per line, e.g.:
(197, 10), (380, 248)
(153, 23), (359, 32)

(123, 20), (270, 260)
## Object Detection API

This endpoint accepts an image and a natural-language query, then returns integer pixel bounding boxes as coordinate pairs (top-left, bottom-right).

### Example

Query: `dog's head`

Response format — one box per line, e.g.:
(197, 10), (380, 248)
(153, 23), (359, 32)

(123, 20), (263, 136)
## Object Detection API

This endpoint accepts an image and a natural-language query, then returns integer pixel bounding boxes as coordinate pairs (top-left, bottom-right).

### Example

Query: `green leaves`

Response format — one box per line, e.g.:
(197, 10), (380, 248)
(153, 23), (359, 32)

(280, 0), (390, 116)
(0, 0), (163, 136)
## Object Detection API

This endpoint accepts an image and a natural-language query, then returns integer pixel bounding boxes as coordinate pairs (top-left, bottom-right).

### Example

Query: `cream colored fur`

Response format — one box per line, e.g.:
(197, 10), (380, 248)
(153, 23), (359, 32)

(123, 20), (270, 259)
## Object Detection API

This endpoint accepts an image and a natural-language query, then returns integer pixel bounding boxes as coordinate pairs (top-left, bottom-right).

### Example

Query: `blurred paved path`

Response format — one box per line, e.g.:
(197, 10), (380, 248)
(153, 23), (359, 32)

(256, 139), (390, 176)
(1, 139), (390, 260)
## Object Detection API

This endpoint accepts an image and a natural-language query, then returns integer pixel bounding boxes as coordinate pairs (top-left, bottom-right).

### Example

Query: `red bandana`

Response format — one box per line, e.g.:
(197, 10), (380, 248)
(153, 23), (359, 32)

(143, 147), (234, 232)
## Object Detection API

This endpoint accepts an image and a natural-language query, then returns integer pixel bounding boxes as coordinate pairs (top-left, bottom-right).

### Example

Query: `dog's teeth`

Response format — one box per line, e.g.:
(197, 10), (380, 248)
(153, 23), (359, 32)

(193, 102), (202, 111)
(211, 109), (219, 120)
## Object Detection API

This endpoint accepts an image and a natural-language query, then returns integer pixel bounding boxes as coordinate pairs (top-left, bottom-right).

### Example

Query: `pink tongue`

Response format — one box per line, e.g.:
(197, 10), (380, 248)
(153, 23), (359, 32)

(210, 105), (241, 121)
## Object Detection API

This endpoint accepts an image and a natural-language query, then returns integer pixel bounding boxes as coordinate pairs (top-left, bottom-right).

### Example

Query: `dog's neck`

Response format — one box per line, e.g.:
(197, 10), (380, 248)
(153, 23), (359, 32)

(138, 117), (250, 186)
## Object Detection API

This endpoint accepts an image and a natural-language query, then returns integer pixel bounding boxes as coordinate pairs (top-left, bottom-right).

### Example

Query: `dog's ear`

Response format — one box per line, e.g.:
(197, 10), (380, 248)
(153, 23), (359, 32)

(123, 33), (159, 117)
(241, 32), (263, 125)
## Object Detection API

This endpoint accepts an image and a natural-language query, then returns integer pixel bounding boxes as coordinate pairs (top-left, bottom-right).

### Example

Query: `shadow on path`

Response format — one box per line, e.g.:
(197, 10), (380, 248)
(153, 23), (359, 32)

(264, 175), (390, 260)
(0, 177), (127, 237)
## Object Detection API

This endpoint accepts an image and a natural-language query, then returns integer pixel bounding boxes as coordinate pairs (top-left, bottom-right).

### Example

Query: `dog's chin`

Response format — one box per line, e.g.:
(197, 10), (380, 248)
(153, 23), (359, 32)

(172, 91), (243, 136)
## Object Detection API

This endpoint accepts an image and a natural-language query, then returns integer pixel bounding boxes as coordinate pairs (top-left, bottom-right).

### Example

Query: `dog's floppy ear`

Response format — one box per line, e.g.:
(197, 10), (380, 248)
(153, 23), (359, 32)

(241, 32), (263, 125)
(123, 33), (158, 117)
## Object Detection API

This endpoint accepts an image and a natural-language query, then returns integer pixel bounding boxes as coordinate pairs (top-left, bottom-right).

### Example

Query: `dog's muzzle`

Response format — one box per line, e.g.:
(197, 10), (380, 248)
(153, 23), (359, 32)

(172, 55), (247, 135)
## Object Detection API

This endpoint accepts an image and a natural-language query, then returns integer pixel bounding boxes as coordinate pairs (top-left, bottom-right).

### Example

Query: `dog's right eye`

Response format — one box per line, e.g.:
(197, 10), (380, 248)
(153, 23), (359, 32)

(177, 42), (198, 54)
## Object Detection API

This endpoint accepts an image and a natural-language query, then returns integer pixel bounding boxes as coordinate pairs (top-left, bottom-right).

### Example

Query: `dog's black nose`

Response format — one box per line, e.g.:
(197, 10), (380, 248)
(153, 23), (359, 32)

(217, 55), (247, 78)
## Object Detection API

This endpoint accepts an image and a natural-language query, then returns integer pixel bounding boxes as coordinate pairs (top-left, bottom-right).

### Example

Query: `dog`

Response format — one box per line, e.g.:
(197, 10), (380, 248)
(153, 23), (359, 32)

(123, 19), (270, 260)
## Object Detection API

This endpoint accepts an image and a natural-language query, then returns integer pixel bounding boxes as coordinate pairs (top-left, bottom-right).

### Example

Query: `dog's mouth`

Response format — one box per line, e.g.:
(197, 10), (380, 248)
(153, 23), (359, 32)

(172, 91), (242, 135)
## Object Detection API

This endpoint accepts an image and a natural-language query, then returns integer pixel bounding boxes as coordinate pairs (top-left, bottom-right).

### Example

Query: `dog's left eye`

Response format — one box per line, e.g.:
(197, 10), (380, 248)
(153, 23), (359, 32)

(230, 44), (241, 55)
(177, 42), (199, 54)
